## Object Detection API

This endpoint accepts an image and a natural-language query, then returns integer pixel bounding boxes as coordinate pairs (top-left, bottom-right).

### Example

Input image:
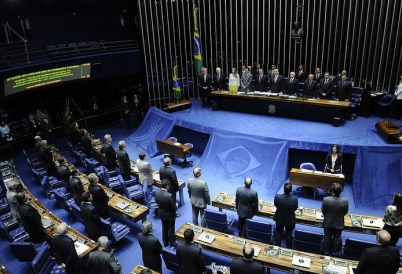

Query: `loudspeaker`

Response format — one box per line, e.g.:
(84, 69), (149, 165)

(332, 117), (342, 127)
(212, 102), (219, 111)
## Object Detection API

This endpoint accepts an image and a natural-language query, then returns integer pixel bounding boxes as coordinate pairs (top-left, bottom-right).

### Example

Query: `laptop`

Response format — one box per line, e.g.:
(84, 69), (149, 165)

(292, 255), (311, 268)
(362, 219), (383, 227)
(197, 232), (215, 244)
(115, 201), (129, 210)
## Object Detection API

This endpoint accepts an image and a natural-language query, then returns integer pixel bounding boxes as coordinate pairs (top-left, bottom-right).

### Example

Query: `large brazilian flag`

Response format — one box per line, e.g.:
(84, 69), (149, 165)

(193, 7), (203, 77)
(172, 65), (181, 101)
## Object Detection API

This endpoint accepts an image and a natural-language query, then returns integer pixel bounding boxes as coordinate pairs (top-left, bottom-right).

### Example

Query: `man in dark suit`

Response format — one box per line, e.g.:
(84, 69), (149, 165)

(321, 183), (349, 256)
(131, 94), (142, 128)
(159, 157), (179, 204)
(176, 228), (207, 274)
(295, 63), (307, 82)
(269, 69), (284, 93)
(38, 139), (56, 175)
(88, 173), (109, 219)
(16, 192), (43, 243)
(137, 221), (162, 272)
(154, 179), (178, 248)
(27, 113), (41, 137)
(355, 230), (400, 274)
(336, 74), (352, 101)
(213, 67), (226, 90)
(285, 72), (299, 95)
(101, 134), (117, 172)
(120, 95), (131, 129)
(198, 67), (212, 107)
(252, 63), (262, 78)
(87, 236), (121, 274)
(116, 140), (131, 181)
(40, 113), (55, 145)
(53, 222), (81, 274)
(69, 169), (85, 204)
(79, 129), (92, 156)
(187, 167), (211, 227)
(313, 67), (324, 82)
(254, 69), (268, 92)
(80, 191), (101, 241)
(34, 136), (42, 154)
(241, 68), (253, 93)
(273, 183), (298, 248)
(236, 177), (258, 238)
(303, 74), (319, 97)
(318, 72), (334, 99)
(57, 157), (72, 193)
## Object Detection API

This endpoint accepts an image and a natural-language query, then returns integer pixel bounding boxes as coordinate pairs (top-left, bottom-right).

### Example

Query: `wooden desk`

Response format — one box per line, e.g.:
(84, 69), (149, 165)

(211, 91), (350, 123)
(130, 264), (159, 274)
(211, 192), (383, 234)
(0, 263), (11, 274)
(156, 139), (192, 160)
(7, 163), (97, 258)
(175, 223), (358, 273)
(51, 147), (149, 223)
(289, 168), (345, 199)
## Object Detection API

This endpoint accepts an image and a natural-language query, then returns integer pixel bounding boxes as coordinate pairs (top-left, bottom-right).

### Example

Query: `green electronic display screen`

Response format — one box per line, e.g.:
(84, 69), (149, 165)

(4, 63), (91, 96)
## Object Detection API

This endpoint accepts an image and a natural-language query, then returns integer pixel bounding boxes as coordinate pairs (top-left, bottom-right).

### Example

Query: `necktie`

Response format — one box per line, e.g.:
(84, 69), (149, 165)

(325, 79), (328, 85)
(317, 74), (319, 79)
(217, 74), (220, 81)
(259, 75), (262, 82)
(309, 81), (312, 86)
(204, 75), (206, 83)
(290, 78), (293, 83)
(342, 81), (345, 86)
(275, 76), (277, 83)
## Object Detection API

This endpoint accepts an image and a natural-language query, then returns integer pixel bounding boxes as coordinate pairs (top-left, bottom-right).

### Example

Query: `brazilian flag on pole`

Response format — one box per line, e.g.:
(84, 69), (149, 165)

(193, 7), (203, 77)
(172, 65), (181, 101)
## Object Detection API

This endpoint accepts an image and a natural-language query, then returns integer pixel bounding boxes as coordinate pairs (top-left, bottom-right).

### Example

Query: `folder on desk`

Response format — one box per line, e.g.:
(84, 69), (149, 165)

(115, 201), (129, 210)
(215, 196), (226, 203)
(292, 255), (311, 268)
(42, 217), (53, 229)
(316, 211), (324, 220)
(363, 219), (384, 227)
(264, 247), (279, 257)
(197, 232), (215, 244)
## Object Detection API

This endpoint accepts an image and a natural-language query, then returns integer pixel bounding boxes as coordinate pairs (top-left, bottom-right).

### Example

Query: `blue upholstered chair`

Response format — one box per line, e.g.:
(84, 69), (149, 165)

(168, 136), (177, 142)
(118, 175), (143, 201)
(100, 166), (120, 190)
(73, 149), (87, 167)
(292, 229), (323, 254)
(85, 158), (102, 177)
(99, 217), (130, 242)
(31, 168), (47, 183)
(31, 247), (66, 274)
(162, 247), (180, 273)
(70, 203), (84, 224)
(341, 237), (376, 260)
(377, 93), (396, 118)
(40, 176), (63, 199)
(8, 226), (30, 242)
(246, 219), (275, 244)
(53, 187), (75, 213)
(204, 208), (234, 233)
(0, 198), (10, 216)
(9, 241), (49, 262)
(0, 212), (18, 240)
(181, 143), (194, 167)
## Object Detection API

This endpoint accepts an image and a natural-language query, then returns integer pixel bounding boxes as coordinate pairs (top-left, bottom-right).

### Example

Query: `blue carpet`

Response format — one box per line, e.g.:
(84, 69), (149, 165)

(1, 98), (400, 273)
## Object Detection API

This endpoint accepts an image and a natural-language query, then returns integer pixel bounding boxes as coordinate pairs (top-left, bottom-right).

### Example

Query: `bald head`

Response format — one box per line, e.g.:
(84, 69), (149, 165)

(193, 167), (202, 178)
(377, 230), (391, 245)
(243, 243), (254, 259)
(57, 222), (68, 235)
(244, 177), (253, 188)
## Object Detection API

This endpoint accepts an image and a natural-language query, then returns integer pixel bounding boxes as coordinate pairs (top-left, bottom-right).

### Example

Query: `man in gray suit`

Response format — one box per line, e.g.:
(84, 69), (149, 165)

(137, 151), (154, 192)
(321, 183), (349, 256)
(236, 177), (259, 238)
(240, 68), (253, 93)
(187, 167), (211, 227)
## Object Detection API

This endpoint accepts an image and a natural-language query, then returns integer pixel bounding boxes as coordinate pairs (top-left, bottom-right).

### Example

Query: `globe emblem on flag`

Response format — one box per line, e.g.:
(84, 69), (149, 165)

(194, 36), (201, 55)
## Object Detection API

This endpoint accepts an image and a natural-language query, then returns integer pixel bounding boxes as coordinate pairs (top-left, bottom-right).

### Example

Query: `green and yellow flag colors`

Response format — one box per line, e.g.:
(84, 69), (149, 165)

(172, 65), (181, 101)
(193, 7), (203, 76)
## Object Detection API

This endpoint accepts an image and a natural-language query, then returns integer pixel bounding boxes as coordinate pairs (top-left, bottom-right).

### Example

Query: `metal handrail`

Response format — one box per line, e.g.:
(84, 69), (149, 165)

(4, 22), (27, 43)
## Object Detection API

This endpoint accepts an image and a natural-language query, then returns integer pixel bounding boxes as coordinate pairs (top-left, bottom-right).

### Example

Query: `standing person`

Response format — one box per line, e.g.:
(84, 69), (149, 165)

(176, 228), (207, 274)
(303, 74), (319, 97)
(236, 177), (259, 238)
(137, 151), (154, 192)
(62, 111), (73, 142)
(137, 221), (162, 272)
(38, 140), (57, 176)
(228, 68), (240, 94)
(318, 72), (334, 99)
(101, 134), (117, 172)
(88, 173), (109, 219)
(198, 67), (212, 107)
(285, 72), (299, 95)
(273, 183), (298, 248)
(254, 69), (268, 92)
(27, 113), (41, 137)
(269, 69), (284, 93)
(187, 167), (210, 227)
(154, 179), (178, 248)
(131, 94), (142, 128)
(382, 192), (402, 246)
(213, 67), (226, 90)
(34, 136), (42, 154)
(116, 141), (131, 181)
(53, 222), (81, 274)
(325, 144), (343, 173)
(159, 157), (179, 202)
(6, 180), (21, 221)
(70, 122), (80, 147)
(335, 74), (352, 101)
(295, 63), (307, 82)
(394, 74), (402, 119)
(321, 183), (349, 256)
(87, 236), (121, 274)
(313, 67), (324, 82)
(57, 157), (72, 193)
(80, 129), (92, 157)
(240, 68), (253, 93)
(267, 63), (277, 79)
(69, 169), (84, 204)
(354, 230), (400, 274)
(120, 95), (131, 129)
(80, 191), (101, 241)
(39, 113), (55, 145)
(16, 192), (43, 243)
